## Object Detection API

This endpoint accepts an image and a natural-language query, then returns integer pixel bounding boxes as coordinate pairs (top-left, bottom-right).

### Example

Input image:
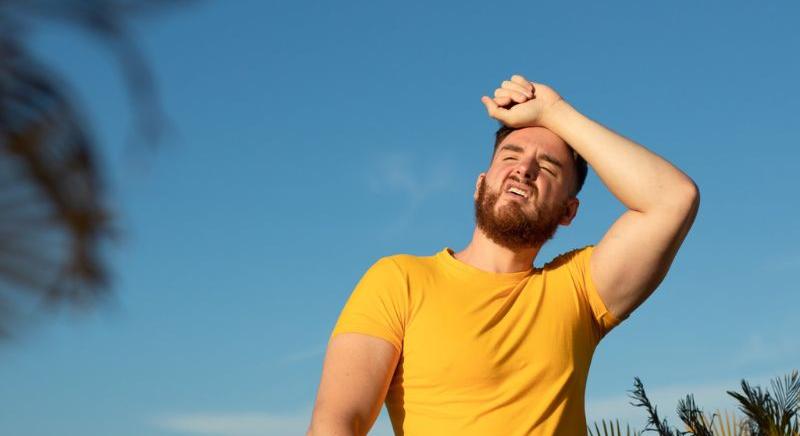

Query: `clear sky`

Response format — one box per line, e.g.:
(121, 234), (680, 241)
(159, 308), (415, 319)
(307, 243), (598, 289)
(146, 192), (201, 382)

(2, 1), (799, 435)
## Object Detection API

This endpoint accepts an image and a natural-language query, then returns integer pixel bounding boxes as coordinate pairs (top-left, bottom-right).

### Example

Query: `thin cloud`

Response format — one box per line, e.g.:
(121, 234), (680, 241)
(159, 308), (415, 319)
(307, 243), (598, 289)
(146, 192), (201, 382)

(760, 253), (800, 272)
(154, 373), (792, 436)
(277, 343), (326, 365)
(153, 410), (311, 436)
(367, 151), (455, 204)
(731, 331), (800, 369)
(366, 151), (457, 238)
(152, 407), (395, 436)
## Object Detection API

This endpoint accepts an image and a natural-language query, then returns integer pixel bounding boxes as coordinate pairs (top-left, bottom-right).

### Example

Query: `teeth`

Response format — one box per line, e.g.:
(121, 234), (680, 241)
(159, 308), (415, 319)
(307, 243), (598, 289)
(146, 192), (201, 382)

(508, 187), (528, 198)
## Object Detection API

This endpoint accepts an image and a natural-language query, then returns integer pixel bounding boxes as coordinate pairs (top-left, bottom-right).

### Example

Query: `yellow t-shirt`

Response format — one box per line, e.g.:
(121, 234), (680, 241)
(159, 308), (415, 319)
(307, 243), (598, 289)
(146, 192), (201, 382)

(330, 246), (621, 436)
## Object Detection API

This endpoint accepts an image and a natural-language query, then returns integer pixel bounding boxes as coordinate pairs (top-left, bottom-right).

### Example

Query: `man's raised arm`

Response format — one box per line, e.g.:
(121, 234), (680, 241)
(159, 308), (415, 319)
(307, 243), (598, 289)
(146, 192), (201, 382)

(483, 75), (700, 320)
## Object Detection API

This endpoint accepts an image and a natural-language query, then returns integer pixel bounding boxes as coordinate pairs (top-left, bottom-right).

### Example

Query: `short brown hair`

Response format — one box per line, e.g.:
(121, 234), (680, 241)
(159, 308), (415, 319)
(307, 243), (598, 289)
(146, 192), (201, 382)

(493, 125), (588, 196)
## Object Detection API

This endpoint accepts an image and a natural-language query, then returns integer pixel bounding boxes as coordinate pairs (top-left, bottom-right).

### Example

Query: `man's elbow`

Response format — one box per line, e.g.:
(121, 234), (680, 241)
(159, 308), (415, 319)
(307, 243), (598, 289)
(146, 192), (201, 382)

(680, 178), (700, 207)
(687, 178), (701, 211)
(664, 177), (700, 215)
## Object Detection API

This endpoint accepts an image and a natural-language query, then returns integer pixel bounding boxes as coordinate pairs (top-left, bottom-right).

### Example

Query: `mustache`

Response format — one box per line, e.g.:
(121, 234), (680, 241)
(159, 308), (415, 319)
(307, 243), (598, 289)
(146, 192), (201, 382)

(508, 175), (533, 186)
(506, 175), (538, 196)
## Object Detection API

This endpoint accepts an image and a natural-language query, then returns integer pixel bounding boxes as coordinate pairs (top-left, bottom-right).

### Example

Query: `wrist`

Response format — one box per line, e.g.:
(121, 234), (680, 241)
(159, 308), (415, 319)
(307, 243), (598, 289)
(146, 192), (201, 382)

(539, 99), (572, 129)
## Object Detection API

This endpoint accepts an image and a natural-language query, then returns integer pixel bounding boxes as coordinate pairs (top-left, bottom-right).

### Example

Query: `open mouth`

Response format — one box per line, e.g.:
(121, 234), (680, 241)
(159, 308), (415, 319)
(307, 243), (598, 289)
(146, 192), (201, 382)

(506, 186), (529, 198)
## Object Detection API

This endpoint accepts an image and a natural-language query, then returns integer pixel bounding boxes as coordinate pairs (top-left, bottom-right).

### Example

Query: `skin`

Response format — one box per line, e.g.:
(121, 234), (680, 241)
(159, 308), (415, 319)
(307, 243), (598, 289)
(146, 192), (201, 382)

(307, 75), (700, 436)
(479, 75), (699, 320)
(456, 126), (580, 273)
(307, 333), (399, 436)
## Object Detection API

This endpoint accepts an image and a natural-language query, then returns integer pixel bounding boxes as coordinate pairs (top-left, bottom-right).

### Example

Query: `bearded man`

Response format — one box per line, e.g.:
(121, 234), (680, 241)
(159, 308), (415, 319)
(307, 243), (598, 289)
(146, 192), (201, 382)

(308, 75), (700, 435)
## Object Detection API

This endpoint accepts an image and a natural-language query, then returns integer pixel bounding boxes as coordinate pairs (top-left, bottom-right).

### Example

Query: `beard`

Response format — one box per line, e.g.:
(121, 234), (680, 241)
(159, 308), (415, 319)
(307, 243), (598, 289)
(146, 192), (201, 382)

(474, 178), (567, 250)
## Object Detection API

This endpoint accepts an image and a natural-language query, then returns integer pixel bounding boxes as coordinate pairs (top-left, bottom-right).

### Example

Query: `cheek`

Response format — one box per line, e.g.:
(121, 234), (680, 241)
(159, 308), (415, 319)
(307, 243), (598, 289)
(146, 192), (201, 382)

(486, 165), (513, 184)
(536, 181), (565, 203)
(483, 172), (504, 190)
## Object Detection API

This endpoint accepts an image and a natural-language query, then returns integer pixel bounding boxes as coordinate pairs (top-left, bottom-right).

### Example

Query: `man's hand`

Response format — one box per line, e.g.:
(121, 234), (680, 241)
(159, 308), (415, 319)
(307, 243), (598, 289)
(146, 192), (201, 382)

(481, 75), (563, 128)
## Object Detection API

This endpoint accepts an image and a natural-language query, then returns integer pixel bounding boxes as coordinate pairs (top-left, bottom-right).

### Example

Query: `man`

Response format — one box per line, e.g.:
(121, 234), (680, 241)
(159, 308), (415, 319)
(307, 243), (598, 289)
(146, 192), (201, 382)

(307, 75), (700, 435)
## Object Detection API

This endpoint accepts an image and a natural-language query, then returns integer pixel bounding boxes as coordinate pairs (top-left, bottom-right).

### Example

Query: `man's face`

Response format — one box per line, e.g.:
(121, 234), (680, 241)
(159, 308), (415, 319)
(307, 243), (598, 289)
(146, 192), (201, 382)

(474, 127), (579, 250)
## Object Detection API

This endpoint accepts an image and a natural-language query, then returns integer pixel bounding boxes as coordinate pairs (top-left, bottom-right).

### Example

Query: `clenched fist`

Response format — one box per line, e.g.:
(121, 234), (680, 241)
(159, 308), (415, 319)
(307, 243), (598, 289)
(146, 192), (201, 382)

(481, 75), (563, 128)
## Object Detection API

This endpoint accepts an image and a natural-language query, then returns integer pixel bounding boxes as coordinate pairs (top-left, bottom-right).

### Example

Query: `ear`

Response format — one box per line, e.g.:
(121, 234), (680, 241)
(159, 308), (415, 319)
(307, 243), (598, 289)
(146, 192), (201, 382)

(559, 197), (580, 226)
(473, 173), (485, 201)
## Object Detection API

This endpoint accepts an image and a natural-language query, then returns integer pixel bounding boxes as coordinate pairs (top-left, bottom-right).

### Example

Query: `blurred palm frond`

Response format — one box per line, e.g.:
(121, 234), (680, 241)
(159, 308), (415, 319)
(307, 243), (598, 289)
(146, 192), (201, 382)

(0, 0), (187, 337)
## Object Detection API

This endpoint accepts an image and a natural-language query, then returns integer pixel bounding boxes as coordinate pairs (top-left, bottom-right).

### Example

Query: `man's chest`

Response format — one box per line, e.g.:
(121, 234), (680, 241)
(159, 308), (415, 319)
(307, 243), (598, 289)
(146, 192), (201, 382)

(398, 280), (596, 388)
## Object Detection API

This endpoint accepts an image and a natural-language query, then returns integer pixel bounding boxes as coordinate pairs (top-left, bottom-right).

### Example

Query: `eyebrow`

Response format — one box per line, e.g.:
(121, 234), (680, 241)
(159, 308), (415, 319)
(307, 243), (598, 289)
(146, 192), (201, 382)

(499, 144), (563, 169)
(539, 154), (563, 169)
(499, 144), (525, 154)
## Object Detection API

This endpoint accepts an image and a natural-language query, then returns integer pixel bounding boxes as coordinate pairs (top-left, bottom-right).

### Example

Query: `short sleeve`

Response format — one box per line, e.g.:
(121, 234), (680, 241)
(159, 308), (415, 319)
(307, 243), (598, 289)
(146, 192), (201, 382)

(329, 257), (408, 352)
(565, 246), (622, 340)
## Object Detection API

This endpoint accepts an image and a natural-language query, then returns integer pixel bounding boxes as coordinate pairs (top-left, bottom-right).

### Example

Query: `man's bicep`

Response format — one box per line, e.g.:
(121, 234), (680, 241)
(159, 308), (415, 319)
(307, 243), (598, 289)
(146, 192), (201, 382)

(591, 201), (698, 320)
(309, 333), (400, 435)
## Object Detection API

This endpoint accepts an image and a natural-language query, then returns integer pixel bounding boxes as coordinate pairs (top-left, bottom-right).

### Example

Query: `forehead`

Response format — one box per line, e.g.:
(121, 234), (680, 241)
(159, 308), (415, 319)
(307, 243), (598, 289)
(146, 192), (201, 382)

(498, 127), (570, 157)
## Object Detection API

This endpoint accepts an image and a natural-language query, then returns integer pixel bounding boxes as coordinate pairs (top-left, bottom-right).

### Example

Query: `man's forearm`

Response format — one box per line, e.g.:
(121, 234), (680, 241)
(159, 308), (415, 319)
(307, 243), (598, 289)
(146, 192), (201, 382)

(541, 100), (697, 212)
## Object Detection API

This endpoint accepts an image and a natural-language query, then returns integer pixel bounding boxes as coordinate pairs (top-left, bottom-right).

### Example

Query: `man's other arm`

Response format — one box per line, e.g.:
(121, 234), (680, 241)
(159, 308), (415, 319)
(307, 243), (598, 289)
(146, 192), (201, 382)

(484, 75), (700, 321)
(542, 99), (699, 321)
(307, 333), (400, 436)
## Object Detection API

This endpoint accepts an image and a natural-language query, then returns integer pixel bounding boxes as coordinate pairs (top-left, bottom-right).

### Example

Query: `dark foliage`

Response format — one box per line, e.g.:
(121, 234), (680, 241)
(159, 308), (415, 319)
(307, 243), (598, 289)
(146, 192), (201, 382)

(677, 394), (714, 436)
(588, 418), (642, 436)
(727, 370), (800, 436)
(629, 377), (683, 435)
(0, 0), (187, 337)
(622, 371), (799, 436)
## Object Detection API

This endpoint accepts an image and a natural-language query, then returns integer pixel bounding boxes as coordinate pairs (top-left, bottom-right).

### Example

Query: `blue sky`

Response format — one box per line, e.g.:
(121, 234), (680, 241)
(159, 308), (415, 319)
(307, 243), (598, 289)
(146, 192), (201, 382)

(1, 1), (799, 435)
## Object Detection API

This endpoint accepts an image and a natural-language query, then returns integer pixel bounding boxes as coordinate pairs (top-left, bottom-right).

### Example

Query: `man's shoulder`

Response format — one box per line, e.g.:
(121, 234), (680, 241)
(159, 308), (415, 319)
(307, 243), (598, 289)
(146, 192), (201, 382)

(542, 245), (594, 271)
(364, 250), (443, 280)
(378, 250), (440, 271)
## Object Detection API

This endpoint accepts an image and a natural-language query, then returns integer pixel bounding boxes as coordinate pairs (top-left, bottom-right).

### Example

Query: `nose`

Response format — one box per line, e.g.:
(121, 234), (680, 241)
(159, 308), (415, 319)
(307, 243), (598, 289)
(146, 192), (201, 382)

(512, 157), (539, 181)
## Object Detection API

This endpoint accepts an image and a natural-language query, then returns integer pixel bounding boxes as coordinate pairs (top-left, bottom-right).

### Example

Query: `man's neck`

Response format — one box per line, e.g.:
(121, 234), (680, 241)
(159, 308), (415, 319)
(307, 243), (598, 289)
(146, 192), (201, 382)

(453, 228), (540, 273)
